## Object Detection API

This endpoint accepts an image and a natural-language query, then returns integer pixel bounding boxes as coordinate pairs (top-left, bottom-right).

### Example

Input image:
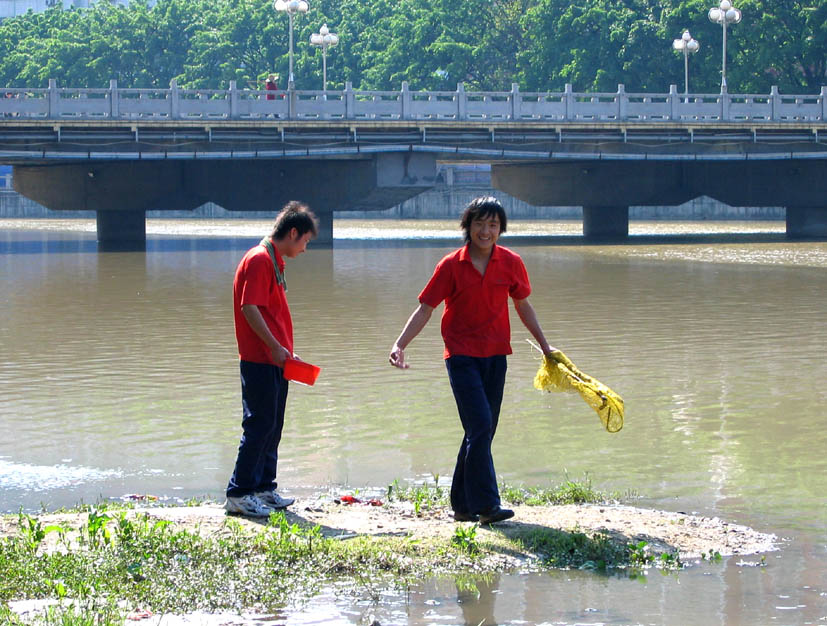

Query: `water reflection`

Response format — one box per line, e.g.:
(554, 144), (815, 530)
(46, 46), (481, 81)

(456, 576), (499, 626)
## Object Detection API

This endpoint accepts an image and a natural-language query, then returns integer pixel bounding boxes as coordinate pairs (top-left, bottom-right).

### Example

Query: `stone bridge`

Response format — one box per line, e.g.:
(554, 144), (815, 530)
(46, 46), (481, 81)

(1, 80), (826, 247)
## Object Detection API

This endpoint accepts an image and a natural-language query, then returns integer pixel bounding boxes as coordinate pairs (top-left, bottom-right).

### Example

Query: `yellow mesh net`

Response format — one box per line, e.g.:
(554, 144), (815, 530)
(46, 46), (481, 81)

(534, 350), (624, 433)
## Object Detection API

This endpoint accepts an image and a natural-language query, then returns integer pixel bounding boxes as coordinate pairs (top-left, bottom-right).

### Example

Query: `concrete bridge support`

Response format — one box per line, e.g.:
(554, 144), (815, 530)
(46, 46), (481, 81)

(786, 207), (827, 238)
(583, 206), (629, 239)
(492, 159), (827, 240)
(96, 210), (146, 251)
(12, 153), (437, 249)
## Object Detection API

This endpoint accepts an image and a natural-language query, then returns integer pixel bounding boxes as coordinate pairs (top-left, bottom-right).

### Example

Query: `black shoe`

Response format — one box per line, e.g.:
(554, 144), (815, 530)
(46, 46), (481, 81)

(453, 511), (480, 522)
(479, 506), (514, 525)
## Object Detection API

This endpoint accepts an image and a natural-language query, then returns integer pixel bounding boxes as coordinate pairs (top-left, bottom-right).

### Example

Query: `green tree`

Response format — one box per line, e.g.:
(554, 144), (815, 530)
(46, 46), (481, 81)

(0, 0), (824, 93)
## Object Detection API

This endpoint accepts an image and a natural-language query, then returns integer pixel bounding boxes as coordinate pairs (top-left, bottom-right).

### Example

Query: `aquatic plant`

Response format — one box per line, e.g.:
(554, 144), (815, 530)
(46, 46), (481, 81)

(452, 523), (480, 555)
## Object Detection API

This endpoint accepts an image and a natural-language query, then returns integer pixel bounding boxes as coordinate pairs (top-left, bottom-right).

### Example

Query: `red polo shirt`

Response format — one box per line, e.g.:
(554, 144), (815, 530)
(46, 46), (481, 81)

(419, 244), (531, 359)
(233, 243), (293, 364)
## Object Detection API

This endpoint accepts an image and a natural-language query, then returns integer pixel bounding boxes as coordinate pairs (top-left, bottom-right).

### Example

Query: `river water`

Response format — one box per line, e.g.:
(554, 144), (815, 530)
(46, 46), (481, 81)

(1, 218), (825, 625)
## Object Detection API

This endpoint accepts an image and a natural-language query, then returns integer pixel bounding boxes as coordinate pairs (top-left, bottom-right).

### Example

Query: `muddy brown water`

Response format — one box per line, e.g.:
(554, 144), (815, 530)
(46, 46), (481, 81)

(1, 218), (825, 624)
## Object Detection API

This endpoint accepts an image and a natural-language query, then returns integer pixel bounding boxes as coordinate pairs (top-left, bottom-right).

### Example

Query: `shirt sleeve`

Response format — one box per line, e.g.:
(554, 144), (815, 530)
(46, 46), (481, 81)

(418, 257), (452, 308)
(509, 255), (532, 300)
(239, 251), (273, 307)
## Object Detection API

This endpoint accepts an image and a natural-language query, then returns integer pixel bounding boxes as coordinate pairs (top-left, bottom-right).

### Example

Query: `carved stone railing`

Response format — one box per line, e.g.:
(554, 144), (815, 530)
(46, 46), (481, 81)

(1, 79), (825, 123)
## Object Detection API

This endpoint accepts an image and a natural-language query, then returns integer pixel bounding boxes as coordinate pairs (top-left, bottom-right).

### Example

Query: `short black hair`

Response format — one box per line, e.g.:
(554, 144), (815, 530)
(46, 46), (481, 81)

(460, 196), (507, 242)
(271, 201), (319, 240)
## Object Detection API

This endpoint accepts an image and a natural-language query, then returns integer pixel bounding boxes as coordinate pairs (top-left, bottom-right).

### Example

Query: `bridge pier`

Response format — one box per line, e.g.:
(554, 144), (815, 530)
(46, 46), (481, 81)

(96, 210), (147, 251)
(12, 154), (436, 249)
(313, 209), (334, 246)
(492, 159), (827, 239)
(786, 207), (827, 238)
(583, 206), (629, 239)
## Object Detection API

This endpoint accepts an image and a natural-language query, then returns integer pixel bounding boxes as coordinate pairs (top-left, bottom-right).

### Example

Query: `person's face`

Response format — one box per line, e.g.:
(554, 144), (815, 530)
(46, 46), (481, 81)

(283, 228), (313, 258)
(468, 213), (501, 252)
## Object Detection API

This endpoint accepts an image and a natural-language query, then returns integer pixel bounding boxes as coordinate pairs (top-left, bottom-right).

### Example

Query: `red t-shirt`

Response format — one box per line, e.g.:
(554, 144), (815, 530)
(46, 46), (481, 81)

(233, 243), (293, 364)
(419, 244), (531, 359)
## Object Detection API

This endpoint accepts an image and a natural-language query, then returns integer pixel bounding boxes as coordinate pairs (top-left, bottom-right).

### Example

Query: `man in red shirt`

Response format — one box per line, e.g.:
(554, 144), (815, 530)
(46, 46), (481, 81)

(225, 201), (318, 517)
(389, 197), (555, 525)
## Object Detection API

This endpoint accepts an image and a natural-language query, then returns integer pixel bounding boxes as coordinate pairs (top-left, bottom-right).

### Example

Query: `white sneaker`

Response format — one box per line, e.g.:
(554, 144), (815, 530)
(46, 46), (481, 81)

(225, 494), (272, 517)
(255, 490), (295, 509)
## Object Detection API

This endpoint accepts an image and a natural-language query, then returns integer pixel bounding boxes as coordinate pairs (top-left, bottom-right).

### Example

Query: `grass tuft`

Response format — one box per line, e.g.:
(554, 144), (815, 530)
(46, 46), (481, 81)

(499, 473), (618, 506)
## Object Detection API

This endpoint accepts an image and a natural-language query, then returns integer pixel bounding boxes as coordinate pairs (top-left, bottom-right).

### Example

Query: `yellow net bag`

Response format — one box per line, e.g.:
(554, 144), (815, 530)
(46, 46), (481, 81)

(534, 350), (624, 433)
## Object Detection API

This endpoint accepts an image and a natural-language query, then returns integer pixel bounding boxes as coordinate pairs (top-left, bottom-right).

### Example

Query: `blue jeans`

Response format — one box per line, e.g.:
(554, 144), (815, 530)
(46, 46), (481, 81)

(226, 360), (289, 497)
(446, 354), (507, 515)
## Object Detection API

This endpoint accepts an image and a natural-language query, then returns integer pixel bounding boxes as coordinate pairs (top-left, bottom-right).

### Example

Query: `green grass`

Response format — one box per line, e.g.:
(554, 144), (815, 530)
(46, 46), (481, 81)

(385, 474), (617, 510)
(498, 473), (618, 506)
(513, 525), (627, 570)
(1, 478), (678, 624)
(0, 507), (478, 623)
(386, 474), (448, 515)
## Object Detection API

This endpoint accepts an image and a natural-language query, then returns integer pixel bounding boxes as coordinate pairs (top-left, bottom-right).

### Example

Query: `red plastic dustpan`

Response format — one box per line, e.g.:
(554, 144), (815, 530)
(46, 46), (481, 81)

(283, 358), (321, 386)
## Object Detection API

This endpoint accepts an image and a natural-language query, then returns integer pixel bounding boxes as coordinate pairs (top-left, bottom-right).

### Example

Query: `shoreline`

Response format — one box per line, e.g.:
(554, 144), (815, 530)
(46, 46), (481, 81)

(0, 492), (778, 624)
(0, 495), (777, 564)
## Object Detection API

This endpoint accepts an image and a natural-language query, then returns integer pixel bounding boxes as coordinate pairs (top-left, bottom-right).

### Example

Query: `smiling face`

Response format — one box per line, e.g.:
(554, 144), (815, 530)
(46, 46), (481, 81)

(468, 212), (501, 253)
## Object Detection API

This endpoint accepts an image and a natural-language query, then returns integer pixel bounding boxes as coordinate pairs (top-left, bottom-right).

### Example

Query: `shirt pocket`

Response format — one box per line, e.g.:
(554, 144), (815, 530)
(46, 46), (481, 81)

(488, 278), (511, 303)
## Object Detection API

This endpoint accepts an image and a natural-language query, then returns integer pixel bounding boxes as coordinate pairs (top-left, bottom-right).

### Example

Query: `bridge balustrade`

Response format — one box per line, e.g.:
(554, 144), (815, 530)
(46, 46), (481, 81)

(1, 79), (825, 123)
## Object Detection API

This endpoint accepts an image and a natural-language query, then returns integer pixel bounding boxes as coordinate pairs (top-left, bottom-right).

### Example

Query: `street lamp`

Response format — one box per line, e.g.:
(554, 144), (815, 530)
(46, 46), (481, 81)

(672, 30), (700, 95)
(708, 0), (741, 90)
(310, 24), (339, 91)
(274, 0), (308, 86)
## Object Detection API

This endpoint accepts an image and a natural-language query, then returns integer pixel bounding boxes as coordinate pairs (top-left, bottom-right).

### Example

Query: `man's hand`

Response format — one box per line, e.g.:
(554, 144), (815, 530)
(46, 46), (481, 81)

(388, 303), (434, 369)
(389, 344), (409, 369)
(241, 304), (291, 368)
(271, 344), (291, 368)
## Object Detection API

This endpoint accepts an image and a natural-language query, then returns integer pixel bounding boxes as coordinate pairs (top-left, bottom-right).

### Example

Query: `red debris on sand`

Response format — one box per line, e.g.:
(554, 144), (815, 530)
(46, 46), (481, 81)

(333, 495), (383, 506)
(126, 609), (153, 621)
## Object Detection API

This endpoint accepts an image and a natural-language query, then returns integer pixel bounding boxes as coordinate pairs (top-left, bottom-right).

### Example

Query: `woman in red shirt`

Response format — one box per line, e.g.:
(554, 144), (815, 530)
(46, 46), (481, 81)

(389, 197), (555, 525)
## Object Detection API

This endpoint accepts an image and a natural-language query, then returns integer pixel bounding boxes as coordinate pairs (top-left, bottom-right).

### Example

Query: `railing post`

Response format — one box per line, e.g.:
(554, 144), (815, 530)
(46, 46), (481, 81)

(229, 81), (238, 120)
(457, 83), (467, 121)
(109, 79), (119, 119)
(564, 83), (573, 121)
(344, 81), (355, 119)
(287, 80), (296, 119)
(617, 84), (626, 121)
(669, 84), (678, 120)
(511, 83), (521, 120)
(770, 85), (779, 121)
(169, 79), (180, 119)
(720, 83), (729, 121)
(48, 79), (58, 118)
(401, 81), (411, 120)
(821, 86), (827, 121)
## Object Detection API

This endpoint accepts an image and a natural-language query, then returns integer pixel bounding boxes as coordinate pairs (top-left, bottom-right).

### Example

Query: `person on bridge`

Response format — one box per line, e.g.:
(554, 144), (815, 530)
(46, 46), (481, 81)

(225, 201), (318, 517)
(388, 196), (556, 525)
(264, 74), (280, 100)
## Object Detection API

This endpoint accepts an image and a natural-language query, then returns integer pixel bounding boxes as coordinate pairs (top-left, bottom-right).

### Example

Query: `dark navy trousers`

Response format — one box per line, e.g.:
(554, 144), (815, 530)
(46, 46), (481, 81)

(226, 360), (289, 498)
(446, 354), (507, 515)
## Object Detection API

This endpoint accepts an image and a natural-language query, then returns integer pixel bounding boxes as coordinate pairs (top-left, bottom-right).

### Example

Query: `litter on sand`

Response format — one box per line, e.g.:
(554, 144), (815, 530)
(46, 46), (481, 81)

(532, 346), (624, 433)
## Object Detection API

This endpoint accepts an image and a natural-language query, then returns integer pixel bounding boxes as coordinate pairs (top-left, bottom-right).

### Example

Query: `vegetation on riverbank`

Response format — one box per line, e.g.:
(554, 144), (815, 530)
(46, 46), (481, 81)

(1, 477), (774, 625)
(0, 0), (824, 94)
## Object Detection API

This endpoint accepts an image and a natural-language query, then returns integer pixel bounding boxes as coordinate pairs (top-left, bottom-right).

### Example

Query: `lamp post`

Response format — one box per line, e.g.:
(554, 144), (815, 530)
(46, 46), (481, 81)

(708, 0), (741, 90)
(310, 24), (339, 91)
(274, 0), (308, 86)
(672, 30), (700, 95)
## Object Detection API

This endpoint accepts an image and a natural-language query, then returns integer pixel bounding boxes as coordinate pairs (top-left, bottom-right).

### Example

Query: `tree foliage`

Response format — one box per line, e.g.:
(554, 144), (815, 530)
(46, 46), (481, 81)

(0, 0), (824, 93)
